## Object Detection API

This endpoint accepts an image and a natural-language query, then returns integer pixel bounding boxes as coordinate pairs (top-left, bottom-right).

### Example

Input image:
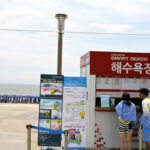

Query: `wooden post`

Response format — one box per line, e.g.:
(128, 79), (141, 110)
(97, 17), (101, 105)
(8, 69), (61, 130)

(64, 130), (68, 150)
(26, 124), (32, 150)
(139, 125), (143, 150)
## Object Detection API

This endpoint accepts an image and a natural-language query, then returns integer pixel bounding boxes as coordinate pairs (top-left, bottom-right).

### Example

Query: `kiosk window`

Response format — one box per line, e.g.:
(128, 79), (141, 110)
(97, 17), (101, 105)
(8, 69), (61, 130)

(96, 97), (142, 107)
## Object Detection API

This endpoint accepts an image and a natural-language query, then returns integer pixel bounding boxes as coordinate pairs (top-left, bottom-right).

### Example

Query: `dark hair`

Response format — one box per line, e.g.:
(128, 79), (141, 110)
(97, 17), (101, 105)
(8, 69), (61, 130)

(122, 92), (131, 106)
(140, 88), (149, 97)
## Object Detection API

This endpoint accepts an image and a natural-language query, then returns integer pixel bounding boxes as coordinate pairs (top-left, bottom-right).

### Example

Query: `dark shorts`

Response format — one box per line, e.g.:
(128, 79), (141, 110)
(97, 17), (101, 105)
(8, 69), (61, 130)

(117, 121), (133, 133)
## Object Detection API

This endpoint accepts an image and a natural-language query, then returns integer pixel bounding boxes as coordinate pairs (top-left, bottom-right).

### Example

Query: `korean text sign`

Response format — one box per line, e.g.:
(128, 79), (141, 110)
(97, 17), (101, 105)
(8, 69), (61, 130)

(87, 51), (150, 77)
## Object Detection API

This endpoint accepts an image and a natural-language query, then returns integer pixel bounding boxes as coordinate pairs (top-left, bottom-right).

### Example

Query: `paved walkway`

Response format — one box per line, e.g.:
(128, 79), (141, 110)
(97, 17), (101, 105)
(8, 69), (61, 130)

(0, 104), (39, 150)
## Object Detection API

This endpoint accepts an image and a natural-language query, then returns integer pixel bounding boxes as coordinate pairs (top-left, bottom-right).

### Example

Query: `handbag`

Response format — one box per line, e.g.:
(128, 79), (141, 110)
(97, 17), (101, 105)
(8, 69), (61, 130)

(128, 123), (132, 129)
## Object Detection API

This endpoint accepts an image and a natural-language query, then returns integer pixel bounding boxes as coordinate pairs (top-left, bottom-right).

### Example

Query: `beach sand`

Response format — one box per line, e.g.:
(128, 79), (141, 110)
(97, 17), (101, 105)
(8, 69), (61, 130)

(0, 104), (39, 150)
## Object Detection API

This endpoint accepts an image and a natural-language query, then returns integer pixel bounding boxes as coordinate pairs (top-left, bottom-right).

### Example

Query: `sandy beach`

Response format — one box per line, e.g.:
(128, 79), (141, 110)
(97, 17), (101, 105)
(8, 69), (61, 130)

(0, 104), (39, 150)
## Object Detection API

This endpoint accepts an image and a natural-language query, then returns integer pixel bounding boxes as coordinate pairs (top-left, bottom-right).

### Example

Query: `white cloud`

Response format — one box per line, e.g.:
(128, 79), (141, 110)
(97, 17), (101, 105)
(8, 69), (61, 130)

(74, 0), (150, 21)
(0, 9), (46, 28)
(0, 31), (58, 75)
(0, 0), (58, 29)
(89, 23), (132, 32)
(139, 0), (150, 3)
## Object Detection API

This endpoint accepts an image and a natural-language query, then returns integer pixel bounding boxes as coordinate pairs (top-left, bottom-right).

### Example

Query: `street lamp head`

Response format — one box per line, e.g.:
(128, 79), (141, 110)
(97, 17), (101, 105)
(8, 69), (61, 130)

(55, 14), (68, 34)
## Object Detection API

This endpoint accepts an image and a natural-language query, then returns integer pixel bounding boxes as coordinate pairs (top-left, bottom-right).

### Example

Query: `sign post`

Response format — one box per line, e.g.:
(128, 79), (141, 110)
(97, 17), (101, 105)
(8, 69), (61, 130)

(26, 124), (31, 150)
(65, 130), (69, 150)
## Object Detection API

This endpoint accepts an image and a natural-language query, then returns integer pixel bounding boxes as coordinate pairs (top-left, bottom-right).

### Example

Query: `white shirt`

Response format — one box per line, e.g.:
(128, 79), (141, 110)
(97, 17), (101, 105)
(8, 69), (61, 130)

(142, 98), (150, 116)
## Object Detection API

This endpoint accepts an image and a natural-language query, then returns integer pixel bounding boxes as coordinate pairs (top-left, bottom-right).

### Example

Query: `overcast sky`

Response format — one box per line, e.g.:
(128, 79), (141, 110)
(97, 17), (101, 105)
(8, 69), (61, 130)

(0, 0), (150, 85)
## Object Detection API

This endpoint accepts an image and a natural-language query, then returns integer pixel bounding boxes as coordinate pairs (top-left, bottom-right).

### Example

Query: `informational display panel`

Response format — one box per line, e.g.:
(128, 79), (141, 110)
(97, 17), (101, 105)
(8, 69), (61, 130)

(62, 77), (87, 149)
(38, 74), (63, 146)
(96, 77), (150, 97)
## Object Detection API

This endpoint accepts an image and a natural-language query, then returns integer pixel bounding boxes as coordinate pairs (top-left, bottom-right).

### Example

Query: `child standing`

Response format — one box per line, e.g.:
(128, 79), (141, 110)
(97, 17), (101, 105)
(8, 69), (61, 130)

(115, 93), (137, 150)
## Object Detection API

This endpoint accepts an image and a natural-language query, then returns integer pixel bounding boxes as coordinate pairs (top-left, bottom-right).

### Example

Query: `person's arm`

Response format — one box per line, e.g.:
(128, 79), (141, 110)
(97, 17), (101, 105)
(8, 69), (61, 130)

(133, 105), (137, 124)
(136, 106), (142, 112)
(115, 101), (122, 116)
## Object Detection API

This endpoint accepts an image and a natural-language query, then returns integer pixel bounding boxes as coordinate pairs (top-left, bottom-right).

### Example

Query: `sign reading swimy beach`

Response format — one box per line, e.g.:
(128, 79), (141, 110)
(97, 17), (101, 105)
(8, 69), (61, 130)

(38, 74), (63, 146)
(62, 77), (87, 149)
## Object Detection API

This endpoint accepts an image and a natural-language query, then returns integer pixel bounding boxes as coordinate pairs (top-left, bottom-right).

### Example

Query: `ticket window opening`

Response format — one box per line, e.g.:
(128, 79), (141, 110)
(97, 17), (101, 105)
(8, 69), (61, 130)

(96, 97), (142, 108)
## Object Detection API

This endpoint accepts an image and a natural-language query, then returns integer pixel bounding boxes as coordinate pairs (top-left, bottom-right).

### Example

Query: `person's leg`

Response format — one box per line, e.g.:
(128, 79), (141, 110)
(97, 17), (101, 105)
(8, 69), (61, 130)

(127, 132), (132, 150)
(146, 142), (150, 150)
(119, 132), (125, 150)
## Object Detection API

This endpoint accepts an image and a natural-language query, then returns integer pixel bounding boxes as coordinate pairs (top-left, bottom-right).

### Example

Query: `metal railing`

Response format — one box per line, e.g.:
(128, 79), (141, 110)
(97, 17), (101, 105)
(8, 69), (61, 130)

(26, 124), (68, 150)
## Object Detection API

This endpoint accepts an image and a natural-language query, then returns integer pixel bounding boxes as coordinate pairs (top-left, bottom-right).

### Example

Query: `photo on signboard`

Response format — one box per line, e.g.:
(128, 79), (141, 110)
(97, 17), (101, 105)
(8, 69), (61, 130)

(101, 95), (110, 107)
(51, 110), (62, 120)
(51, 120), (62, 130)
(41, 83), (63, 96)
(39, 119), (51, 132)
(40, 99), (62, 110)
(68, 128), (82, 145)
(40, 109), (51, 119)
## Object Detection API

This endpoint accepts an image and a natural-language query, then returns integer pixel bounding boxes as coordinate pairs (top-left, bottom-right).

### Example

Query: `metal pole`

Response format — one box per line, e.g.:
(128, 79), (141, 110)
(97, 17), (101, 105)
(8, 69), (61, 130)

(64, 130), (68, 150)
(139, 125), (143, 150)
(26, 124), (32, 150)
(57, 33), (63, 75)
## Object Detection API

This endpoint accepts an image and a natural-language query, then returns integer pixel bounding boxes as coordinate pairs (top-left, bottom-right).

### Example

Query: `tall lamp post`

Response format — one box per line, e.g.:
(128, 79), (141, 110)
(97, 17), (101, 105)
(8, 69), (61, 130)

(55, 14), (68, 75)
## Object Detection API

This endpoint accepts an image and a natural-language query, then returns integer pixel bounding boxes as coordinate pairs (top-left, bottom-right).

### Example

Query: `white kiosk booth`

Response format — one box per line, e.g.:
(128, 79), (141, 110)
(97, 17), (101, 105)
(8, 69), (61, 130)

(80, 51), (150, 149)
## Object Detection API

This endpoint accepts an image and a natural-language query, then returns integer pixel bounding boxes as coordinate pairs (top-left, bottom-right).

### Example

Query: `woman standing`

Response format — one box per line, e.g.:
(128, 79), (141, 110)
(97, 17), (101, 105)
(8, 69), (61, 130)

(115, 93), (137, 150)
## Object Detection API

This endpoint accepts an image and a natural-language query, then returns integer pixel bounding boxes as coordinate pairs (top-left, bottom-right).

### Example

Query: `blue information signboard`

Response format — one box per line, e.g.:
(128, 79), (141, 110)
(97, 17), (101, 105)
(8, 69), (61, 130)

(38, 74), (64, 146)
(62, 77), (87, 149)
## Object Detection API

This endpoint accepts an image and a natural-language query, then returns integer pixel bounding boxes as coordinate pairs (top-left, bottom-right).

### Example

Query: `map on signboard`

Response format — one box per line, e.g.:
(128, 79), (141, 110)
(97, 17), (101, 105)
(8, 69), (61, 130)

(64, 100), (85, 122)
